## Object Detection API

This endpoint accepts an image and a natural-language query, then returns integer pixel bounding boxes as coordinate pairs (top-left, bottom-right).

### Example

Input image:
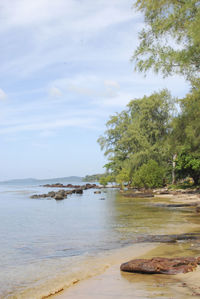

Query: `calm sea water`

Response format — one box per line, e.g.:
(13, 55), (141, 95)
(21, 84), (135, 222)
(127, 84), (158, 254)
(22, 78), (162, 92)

(0, 182), (200, 298)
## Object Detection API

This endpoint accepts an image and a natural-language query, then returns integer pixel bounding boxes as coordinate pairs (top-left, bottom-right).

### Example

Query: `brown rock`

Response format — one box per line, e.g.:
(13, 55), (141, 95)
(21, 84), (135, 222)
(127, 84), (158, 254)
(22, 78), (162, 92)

(75, 189), (83, 194)
(123, 192), (154, 198)
(120, 257), (200, 275)
(54, 194), (65, 200)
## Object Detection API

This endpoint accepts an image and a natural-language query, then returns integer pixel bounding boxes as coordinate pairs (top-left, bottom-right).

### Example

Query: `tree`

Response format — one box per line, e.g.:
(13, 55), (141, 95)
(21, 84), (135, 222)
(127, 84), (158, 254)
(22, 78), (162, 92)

(99, 176), (109, 187)
(172, 79), (200, 185)
(116, 168), (130, 189)
(133, 0), (200, 79)
(98, 90), (174, 181)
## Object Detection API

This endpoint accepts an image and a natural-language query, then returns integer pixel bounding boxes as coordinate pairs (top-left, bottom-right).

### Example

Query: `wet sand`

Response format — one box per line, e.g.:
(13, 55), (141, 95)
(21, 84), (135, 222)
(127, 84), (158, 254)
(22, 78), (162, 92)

(56, 243), (200, 299)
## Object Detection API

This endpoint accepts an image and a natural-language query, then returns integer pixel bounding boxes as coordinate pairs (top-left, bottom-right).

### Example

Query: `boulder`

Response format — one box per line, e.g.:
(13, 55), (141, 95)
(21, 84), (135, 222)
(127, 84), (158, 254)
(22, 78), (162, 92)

(94, 191), (101, 194)
(47, 191), (56, 197)
(54, 194), (65, 200)
(75, 189), (83, 194)
(30, 194), (40, 199)
(57, 190), (66, 197)
(120, 257), (200, 275)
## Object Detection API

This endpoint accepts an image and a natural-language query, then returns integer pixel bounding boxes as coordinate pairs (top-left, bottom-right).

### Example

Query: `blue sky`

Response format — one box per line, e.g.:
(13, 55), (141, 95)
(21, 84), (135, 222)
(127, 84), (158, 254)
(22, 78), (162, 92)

(0, 0), (189, 180)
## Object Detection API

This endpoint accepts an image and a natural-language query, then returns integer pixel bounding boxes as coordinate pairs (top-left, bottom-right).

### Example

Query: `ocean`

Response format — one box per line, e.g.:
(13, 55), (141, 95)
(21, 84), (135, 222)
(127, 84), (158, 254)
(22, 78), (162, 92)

(0, 182), (199, 298)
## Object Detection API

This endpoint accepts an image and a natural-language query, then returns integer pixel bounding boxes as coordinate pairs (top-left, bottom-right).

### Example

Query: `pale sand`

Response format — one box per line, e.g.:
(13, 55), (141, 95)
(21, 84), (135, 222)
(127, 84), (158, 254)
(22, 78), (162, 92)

(55, 244), (200, 299)
(154, 192), (200, 204)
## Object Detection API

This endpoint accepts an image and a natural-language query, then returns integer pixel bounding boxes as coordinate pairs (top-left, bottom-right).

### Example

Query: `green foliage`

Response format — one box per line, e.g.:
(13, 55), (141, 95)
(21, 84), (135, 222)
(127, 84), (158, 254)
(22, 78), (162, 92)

(116, 168), (130, 189)
(172, 80), (200, 185)
(168, 180), (197, 190)
(82, 174), (104, 182)
(98, 3), (200, 188)
(132, 160), (164, 189)
(133, 0), (200, 78)
(176, 150), (200, 185)
(98, 89), (174, 177)
(99, 176), (109, 187)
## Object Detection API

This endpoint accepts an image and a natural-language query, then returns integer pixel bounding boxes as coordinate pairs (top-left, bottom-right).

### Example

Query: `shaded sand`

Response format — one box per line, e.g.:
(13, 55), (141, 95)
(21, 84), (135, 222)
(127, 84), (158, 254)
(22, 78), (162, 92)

(154, 192), (200, 204)
(55, 243), (200, 299)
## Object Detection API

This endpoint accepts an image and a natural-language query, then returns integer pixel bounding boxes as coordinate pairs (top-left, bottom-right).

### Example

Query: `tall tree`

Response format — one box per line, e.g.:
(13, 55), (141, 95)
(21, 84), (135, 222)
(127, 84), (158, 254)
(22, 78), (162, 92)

(98, 90), (174, 180)
(133, 0), (200, 78)
(172, 79), (200, 184)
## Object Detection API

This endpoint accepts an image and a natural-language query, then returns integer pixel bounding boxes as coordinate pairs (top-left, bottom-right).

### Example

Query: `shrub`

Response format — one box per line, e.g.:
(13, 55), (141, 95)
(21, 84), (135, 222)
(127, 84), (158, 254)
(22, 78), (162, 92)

(132, 160), (164, 189)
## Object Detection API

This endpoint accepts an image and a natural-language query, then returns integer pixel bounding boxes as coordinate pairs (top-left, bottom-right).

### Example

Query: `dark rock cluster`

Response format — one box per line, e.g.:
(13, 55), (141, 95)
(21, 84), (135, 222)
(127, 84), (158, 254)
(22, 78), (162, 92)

(123, 192), (154, 198)
(30, 183), (99, 200)
(42, 183), (98, 189)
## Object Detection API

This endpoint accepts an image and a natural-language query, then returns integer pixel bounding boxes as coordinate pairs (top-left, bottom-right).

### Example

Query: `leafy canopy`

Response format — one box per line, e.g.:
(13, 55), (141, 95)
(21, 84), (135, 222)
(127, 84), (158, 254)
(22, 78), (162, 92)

(98, 90), (174, 179)
(133, 0), (200, 78)
(172, 80), (200, 184)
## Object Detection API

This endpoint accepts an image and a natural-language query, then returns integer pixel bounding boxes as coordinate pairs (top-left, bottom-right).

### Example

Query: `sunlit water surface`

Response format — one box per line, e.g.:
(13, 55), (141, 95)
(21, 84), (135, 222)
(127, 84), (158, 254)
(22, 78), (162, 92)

(0, 183), (200, 298)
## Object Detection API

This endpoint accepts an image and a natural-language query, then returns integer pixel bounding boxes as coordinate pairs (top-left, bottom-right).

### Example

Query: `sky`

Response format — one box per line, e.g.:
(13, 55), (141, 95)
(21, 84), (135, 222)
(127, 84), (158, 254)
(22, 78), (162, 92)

(0, 0), (190, 180)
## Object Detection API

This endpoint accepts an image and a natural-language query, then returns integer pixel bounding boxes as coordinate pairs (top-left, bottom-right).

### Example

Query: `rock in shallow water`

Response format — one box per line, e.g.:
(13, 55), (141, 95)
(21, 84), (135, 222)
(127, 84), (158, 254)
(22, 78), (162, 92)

(120, 257), (200, 275)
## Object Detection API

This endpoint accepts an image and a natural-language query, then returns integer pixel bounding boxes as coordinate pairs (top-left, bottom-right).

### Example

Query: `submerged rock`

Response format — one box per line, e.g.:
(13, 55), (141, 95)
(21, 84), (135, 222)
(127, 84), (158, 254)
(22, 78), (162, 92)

(123, 192), (154, 198)
(155, 203), (198, 208)
(120, 257), (200, 275)
(135, 233), (200, 243)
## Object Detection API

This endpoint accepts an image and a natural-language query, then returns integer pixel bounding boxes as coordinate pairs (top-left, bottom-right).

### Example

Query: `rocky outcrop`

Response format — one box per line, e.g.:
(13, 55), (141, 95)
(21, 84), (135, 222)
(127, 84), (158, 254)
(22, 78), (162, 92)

(31, 183), (103, 200)
(43, 183), (98, 189)
(123, 192), (154, 198)
(30, 189), (74, 200)
(155, 202), (198, 208)
(120, 257), (200, 274)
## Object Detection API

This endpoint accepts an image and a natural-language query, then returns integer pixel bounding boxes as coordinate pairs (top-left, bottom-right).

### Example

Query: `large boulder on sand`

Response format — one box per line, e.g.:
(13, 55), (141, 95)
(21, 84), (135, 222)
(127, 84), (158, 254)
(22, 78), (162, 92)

(120, 257), (200, 275)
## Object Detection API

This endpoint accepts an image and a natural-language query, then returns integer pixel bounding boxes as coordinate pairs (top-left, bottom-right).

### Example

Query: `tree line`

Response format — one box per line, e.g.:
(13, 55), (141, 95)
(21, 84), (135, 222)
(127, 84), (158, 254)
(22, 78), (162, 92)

(98, 0), (200, 189)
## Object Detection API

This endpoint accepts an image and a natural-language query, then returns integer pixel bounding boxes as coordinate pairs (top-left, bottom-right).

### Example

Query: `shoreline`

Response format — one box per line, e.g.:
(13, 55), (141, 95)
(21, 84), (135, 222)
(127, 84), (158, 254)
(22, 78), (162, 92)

(53, 191), (200, 299)
(55, 242), (200, 299)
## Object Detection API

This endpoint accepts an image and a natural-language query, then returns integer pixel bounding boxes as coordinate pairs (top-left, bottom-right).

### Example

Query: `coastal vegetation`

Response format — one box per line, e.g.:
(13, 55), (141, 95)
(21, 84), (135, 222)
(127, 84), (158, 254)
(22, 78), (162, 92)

(98, 0), (200, 189)
(82, 174), (105, 182)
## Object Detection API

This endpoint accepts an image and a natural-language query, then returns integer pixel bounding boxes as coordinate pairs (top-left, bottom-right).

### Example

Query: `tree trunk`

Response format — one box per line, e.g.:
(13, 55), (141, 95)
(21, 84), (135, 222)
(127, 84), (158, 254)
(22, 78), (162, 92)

(172, 153), (177, 184)
(192, 175), (199, 186)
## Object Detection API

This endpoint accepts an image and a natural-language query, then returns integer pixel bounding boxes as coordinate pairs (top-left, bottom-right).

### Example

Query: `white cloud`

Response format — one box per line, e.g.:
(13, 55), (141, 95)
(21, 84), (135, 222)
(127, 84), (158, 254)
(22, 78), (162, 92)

(0, 88), (7, 100)
(104, 80), (120, 89)
(49, 75), (121, 100)
(0, 117), (96, 135)
(48, 87), (62, 97)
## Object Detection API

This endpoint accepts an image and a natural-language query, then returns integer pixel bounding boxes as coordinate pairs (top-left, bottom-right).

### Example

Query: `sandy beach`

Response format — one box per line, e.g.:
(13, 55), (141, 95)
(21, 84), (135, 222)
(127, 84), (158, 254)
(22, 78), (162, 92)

(54, 192), (200, 299)
(55, 244), (200, 299)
